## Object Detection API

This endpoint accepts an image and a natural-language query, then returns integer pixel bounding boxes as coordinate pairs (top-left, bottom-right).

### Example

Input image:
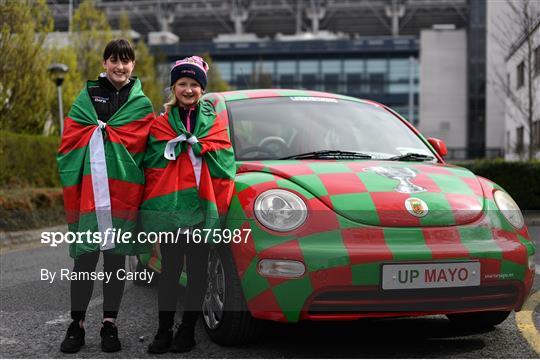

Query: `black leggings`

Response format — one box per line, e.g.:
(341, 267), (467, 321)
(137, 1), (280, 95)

(158, 234), (209, 329)
(70, 251), (126, 321)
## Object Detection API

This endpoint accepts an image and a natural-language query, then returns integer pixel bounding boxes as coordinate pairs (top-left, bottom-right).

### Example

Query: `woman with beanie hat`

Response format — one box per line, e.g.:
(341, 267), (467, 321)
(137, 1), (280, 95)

(141, 56), (235, 353)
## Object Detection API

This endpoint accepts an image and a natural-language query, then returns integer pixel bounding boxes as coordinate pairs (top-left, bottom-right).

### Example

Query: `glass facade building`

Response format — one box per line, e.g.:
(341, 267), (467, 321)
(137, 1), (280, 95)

(153, 36), (420, 124)
(215, 57), (419, 123)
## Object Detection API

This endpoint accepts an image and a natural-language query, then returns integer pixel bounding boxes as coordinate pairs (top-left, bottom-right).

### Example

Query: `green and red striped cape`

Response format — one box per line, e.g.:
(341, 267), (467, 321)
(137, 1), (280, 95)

(140, 98), (235, 235)
(57, 78), (155, 258)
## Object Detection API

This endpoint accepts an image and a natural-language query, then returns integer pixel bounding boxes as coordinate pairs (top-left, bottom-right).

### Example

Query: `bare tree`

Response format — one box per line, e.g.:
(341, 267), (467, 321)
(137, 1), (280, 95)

(491, 0), (540, 160)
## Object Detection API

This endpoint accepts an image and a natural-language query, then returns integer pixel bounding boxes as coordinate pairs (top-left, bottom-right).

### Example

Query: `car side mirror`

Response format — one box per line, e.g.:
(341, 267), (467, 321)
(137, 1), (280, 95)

(427, 137), (448, 157)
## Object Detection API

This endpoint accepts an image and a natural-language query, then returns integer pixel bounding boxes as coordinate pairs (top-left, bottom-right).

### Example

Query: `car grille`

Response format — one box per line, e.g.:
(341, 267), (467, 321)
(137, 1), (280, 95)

(307, 282), (521, 315)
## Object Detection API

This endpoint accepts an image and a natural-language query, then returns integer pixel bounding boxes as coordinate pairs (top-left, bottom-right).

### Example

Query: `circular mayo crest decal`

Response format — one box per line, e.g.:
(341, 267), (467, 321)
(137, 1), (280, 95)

(405, 198), (429, 217)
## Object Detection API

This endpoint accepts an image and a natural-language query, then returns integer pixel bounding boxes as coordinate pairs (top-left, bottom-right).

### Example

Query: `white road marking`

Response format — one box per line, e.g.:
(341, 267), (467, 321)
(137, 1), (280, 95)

(45, 295), (104, 325)
(0, 336), (19, 345)
(45, 313), (71, 325)
(0, 326), (20, 345)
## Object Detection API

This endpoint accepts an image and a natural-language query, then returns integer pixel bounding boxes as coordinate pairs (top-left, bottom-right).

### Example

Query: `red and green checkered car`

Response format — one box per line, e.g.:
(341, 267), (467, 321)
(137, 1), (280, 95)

(139, 89), (535, 345)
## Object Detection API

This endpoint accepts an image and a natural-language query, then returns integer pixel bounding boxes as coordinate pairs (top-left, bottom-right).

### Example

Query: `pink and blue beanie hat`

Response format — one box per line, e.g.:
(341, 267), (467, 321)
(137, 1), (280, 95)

(170, 56), (209, 89)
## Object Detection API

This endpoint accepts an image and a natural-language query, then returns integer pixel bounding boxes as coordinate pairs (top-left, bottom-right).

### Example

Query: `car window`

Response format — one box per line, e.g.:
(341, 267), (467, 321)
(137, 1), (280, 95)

(228, 97), (434, 161)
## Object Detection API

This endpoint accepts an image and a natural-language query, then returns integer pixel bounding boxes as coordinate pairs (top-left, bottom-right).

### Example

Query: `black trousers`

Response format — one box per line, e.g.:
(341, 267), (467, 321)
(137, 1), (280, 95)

(158, 234), (209, 330)
(70, 251), (126, 321)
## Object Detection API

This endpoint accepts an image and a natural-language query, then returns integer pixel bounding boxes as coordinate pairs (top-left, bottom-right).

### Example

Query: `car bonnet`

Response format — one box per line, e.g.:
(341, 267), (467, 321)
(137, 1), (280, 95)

(236, 160), (486, 227)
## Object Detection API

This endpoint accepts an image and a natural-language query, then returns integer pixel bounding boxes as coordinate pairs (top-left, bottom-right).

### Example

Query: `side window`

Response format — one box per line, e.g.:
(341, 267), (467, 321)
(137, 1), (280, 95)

(517, 61), (525, 89)
(516, 126), (524, 153)
(535, 46), (540, 76)
(533, 120), (540, 149)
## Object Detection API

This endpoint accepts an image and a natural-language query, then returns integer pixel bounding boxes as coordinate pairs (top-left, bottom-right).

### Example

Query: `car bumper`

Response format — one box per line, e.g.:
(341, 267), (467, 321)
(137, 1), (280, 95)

(231, 221), (535, 323)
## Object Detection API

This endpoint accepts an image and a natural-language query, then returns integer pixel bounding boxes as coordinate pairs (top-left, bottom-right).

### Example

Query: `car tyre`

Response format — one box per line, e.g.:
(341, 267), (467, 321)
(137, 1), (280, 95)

(202, 245), (264, 345)
(446, 311), (511, 329)
(127, 255), (157, 287)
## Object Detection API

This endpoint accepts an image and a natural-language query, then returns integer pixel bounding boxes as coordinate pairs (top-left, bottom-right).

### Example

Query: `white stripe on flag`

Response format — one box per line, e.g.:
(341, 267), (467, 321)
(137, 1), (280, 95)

(89, 120), (114, 250)
(188, 147), (202, 189)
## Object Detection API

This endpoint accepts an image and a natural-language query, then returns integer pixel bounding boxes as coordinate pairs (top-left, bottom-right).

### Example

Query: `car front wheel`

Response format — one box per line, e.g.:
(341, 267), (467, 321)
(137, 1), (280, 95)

(446, 311), (511, 329)
(202, 245), (264, 345)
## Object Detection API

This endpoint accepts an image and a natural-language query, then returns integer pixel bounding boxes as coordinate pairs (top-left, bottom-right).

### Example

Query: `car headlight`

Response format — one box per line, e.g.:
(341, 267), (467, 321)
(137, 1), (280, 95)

(493, 190), (525, 229)
(254, 189), (308, 232)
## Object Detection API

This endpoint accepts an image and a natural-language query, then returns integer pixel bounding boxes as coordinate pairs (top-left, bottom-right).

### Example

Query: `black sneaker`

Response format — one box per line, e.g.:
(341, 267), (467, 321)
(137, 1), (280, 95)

(147, 327), (173, 354)
(100, 321), (121, 352)
(170, 323), (196, 353)
(60, 320), (85, 353)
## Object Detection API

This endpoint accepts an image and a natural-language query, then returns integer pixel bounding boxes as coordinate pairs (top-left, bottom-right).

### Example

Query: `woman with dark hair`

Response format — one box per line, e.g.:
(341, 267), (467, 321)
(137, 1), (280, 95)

(57, 38), (154, 353)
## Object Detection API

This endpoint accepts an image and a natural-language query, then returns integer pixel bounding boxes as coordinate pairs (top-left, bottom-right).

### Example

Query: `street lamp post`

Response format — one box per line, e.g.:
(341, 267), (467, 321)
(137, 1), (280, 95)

(47, 63), (69, 134)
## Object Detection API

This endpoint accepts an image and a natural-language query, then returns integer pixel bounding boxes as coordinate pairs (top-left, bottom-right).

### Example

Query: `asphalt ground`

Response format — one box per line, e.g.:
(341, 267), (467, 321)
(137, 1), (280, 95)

(0, 227), (539, 358)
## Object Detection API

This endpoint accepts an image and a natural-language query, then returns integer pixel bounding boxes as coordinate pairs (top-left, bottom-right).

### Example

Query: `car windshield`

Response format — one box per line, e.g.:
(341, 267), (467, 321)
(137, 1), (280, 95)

(228, 96), (436, 161)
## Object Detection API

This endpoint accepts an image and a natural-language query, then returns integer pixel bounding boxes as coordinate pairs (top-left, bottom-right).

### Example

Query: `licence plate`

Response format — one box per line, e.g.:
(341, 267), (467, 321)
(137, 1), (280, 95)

(382, 262), (480, 290)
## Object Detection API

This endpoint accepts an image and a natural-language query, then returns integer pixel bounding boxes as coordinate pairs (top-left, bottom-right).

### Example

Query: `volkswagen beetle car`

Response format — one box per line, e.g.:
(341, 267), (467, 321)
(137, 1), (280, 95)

(135, 89), (536, 345)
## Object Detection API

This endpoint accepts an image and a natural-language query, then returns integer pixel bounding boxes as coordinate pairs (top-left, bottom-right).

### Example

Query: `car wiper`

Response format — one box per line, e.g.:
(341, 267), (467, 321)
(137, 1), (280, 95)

(387, 152), (435, 161)
(281, 150), (372, 160)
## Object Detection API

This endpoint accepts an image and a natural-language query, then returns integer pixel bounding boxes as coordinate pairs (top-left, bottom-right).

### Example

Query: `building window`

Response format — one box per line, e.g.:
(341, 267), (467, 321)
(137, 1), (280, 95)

(346, 73), (362, 94)
(516, 126), (524, 154)
(301, 74), (317, 90)
(344, 59), (364, 74)
(235, 75), (252, 89)
(344, 59), (364, 95)
(368, 73), (385, 94)
(366, 59), (386, 94)
(516, 61), (524, 89)
(298, 60), (318, 74)
(323, 74), (339, 92)
(233, 61), (253, 76)
(299, 60), (319, 90)
(253, 60), (274, 77)
(321, 60), (341, 74)
(279, 74), (295, 88)
(276, 60), (296, 75)
(533, 120), (540, 149)
(216, 61), (232, 82)
(322, 60), (342, 92)
(535, 45), (540, 76)
(233, 61), (253, 89)
(388, 59), (410, 94)
(276, 60), (296, 88)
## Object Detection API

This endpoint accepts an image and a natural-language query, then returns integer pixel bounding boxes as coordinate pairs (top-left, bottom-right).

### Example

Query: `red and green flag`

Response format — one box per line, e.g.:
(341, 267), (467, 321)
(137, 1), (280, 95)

(57, 78), (154, 258)
(141, 99), (235, 235)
